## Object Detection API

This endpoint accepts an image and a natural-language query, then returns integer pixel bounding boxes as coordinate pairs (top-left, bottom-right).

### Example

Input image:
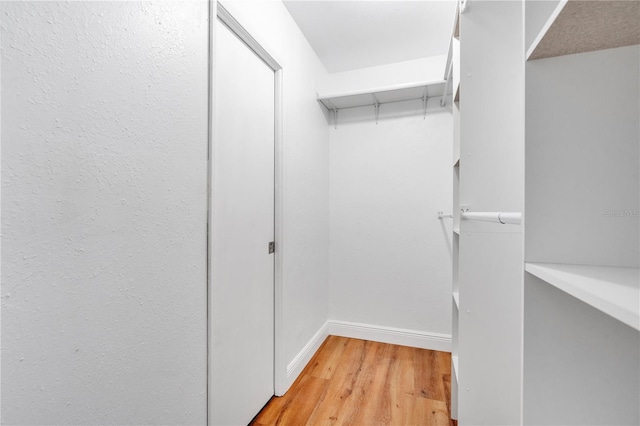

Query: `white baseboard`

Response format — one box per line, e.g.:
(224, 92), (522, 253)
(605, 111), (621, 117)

(280, 320), (452, 396)
(327, 320), (451, 352)
(282, 321), (329, 395)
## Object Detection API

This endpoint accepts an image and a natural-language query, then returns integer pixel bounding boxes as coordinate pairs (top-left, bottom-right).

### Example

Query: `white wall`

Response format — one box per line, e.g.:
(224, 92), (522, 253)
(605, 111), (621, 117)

(329, 98), (453, 338)
(217, 0), (330, 382)
(318, 55), (447, 96)
(525, 45), (639, 267)
(1, 2), (209, 425)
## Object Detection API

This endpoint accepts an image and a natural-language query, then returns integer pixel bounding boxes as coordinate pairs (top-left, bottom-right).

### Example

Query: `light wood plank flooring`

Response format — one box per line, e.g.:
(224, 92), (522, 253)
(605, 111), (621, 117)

(250, 335), (455, 426)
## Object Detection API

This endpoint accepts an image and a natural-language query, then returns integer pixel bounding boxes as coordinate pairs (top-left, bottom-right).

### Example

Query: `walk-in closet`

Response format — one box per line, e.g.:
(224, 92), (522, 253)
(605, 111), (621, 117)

(2, 1), (638, 425)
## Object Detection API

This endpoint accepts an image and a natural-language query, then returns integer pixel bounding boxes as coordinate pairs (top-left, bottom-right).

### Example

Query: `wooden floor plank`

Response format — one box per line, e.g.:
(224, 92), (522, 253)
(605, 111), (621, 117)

(252, 375), (330, 425)
(306, 338), (373, 425)
(412, 397), (451, 426)
(306, 334), (349, 380)
(250, 336), (453, 426)
(388, 345), (416, 425)
(414, 347), (447, 401)
(342, 342), (393, 426)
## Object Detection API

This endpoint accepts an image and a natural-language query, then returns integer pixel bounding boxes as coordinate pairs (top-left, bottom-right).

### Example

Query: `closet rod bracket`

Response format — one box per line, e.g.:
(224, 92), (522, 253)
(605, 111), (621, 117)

(372, 93), (380, 124)
(422, 87), (429, 119)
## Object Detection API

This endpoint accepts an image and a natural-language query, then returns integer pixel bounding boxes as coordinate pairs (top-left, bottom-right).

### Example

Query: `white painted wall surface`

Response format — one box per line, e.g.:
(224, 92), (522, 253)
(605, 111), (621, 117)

(329, 98), (453, 336)
(317, 56), (447, 96)
(217, 0), (330, 385)
(525, 45), (639, 267)
(1, 2), (208, 424)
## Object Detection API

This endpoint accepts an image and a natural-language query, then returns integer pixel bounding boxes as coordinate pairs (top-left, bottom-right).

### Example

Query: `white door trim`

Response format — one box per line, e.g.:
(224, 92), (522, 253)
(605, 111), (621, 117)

(207, 2), (286, 424)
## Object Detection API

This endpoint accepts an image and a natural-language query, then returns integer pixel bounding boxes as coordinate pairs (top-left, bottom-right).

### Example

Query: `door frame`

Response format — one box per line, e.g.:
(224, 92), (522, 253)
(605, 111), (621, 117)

(207, 2), (285, 424)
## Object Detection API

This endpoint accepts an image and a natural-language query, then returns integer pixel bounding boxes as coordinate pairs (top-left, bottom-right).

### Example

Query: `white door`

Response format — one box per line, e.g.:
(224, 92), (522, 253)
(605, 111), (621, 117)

(211, 18), (275, 426)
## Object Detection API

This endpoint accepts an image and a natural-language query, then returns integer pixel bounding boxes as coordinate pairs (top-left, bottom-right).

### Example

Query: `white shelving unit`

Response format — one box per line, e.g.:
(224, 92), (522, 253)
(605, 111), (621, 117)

(526, 0), (639, 60)
(451, 1), (638, 424)
(447, 3), (461, 421)
(525, 263), (639, 331)
(449, 1), (525, 424)
(317, 81), (447, 110)
(317, 80), (448, 127)
(524, 1), (639, 424)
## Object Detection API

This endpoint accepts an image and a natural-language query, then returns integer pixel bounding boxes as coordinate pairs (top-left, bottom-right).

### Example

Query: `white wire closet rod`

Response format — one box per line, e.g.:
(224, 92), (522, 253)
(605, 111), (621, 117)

(461, 211), (521, 225)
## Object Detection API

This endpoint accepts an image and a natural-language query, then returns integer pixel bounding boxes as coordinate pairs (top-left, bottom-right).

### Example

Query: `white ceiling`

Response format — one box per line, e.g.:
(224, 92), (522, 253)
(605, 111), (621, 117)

(283, 0), (457, 73)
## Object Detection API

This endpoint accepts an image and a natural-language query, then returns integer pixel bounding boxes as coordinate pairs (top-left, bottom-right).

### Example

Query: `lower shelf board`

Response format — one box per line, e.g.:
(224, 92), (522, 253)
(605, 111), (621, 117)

(525, 262), (639, 331)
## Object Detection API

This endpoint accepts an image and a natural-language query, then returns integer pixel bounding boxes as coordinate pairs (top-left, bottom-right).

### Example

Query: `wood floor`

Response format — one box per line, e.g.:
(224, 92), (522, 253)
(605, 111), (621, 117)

(250, 336), (455, 426)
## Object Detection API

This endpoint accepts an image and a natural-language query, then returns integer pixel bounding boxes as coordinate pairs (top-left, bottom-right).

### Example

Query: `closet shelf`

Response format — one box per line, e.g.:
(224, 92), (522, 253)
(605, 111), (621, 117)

(453, 292), (460, 309)
(525, 263), (640, 331)
(527, 0), (640, 61)
(317, 80), (448, 112)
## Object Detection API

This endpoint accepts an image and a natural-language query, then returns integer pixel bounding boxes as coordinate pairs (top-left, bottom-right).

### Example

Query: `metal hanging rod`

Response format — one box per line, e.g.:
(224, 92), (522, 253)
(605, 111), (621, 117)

(461, 209), (521, 225)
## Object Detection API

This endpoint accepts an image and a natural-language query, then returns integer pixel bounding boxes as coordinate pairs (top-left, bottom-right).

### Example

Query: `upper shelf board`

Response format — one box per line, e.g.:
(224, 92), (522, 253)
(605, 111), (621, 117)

(525, 262), (640, 331)
(527, 0), (640, 60)
(318, 81), (448, 111)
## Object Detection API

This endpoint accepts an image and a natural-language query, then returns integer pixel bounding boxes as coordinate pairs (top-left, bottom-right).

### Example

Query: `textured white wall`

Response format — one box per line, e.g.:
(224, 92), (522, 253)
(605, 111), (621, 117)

(1, 2), (209, 424)
(329, 98), (453, 335)
(218, 0), (331, 369)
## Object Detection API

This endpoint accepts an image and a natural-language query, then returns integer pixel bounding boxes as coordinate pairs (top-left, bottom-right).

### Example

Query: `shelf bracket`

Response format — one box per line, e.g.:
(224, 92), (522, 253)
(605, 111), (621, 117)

(326, 99), (339, 129)
(372, 94), (380, 124)
(460, 0), (469, 14)
(422, 87), (429, 119)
